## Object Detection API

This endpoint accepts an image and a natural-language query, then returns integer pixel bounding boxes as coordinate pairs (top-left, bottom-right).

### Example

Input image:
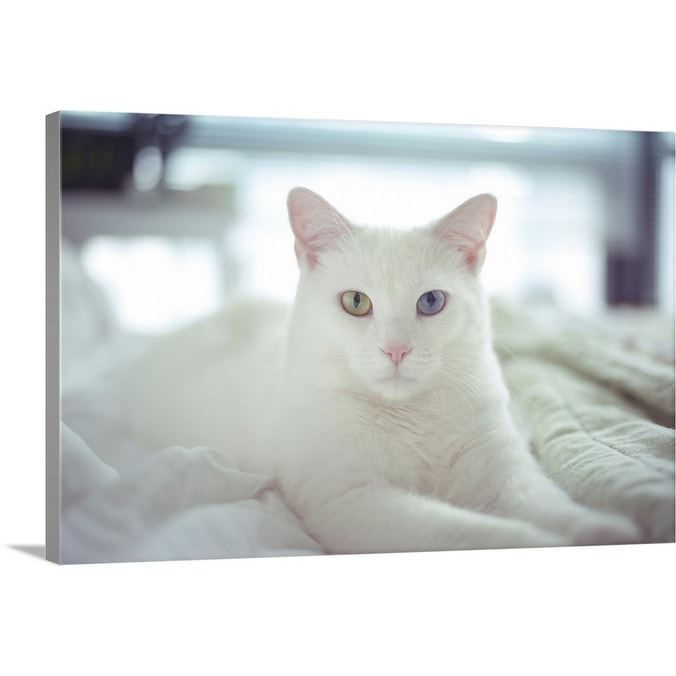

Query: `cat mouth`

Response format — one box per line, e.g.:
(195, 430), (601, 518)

(376, 370), (417, 387)
(371, 372), (421, 400)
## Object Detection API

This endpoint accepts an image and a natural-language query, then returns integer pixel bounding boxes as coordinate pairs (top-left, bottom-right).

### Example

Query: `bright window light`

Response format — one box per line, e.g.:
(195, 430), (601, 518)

(80, 236), (222, 334)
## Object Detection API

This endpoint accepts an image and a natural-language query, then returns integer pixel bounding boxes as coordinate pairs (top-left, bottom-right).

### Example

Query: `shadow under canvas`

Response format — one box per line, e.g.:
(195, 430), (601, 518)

(9, 544), (46, 560)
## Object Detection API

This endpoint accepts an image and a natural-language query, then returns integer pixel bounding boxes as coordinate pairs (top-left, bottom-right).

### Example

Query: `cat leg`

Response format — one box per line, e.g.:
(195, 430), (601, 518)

(288, 480), (570, 555)
(489, 462), (642, 546)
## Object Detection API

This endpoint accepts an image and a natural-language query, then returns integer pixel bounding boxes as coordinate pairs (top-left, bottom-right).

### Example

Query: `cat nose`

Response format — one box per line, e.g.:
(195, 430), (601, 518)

(382, 345), (411, 366)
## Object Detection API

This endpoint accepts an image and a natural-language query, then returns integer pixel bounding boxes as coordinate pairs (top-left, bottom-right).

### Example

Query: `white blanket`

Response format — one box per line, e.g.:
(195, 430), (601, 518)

(492, 299), (674, 544)
(60, 244), (322, 563)
(60, 424), (322, 563)
(57, 248), (675, 563)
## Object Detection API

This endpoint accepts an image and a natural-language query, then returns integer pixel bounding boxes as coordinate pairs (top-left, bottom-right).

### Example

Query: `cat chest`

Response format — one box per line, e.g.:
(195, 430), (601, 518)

(345, 412), (472, 496)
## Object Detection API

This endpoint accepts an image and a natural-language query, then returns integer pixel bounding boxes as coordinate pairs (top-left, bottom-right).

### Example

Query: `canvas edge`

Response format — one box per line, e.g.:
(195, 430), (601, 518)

(45, 111), (61, 563)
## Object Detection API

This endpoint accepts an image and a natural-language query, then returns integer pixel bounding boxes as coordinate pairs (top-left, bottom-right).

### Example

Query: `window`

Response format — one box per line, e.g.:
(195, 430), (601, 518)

(60, 113), (674, 334)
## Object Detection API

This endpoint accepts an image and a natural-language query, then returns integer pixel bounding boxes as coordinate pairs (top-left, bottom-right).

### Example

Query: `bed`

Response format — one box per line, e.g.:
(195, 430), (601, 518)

(56, 244), (675, 564)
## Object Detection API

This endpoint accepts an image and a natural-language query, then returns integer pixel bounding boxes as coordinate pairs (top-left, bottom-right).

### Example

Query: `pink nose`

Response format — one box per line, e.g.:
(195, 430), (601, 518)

(382, 345), (410, 366)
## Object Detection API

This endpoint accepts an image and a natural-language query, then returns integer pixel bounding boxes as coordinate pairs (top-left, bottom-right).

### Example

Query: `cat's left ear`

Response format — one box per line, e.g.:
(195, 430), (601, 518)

(287, 187), (353, 270)
(433, 194), (497, 270)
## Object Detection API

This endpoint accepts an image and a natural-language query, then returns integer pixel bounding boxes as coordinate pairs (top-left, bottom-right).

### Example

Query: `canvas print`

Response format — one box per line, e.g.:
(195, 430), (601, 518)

(46, 112), (675, 564)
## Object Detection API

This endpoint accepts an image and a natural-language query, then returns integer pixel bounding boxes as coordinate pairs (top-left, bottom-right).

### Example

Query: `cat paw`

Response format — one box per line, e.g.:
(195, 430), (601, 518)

(571, 515), (642, 546)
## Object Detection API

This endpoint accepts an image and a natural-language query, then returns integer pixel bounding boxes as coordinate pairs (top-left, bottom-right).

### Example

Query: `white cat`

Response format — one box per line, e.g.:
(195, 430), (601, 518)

(125, 187), (641, 553)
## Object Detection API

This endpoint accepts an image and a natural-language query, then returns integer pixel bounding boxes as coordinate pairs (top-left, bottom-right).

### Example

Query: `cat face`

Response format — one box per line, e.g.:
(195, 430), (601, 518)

(287, 188), (497, 401)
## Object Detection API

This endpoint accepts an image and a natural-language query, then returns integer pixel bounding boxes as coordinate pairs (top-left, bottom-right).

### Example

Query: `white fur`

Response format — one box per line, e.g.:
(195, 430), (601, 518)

(125, 188), (641, 554)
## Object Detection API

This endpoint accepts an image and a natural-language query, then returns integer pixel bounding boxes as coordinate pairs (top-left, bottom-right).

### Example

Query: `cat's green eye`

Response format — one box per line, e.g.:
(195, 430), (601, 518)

(340, 290), (373, 316)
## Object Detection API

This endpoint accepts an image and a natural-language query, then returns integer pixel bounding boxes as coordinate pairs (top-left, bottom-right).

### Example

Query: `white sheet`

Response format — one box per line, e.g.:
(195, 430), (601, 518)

(60, 424), (322, 563)
(59, 243), (322, 563)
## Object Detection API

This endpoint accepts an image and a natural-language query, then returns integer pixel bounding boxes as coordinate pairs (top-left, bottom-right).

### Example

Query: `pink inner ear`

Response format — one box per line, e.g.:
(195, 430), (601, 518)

(287, 187), (352, 270)
(433, 193), (497, 269)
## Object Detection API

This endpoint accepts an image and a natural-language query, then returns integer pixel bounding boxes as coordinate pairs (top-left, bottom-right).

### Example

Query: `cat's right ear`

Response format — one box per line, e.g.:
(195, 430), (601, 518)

(287, 187), (353, 270)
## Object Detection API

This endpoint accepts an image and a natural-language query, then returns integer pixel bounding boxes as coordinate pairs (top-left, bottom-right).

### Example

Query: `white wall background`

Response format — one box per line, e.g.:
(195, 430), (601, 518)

(2, 2), (675, 676)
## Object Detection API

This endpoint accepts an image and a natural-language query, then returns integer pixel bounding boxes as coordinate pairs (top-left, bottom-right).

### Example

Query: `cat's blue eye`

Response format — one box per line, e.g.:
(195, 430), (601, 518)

(416, 290), (446, 315)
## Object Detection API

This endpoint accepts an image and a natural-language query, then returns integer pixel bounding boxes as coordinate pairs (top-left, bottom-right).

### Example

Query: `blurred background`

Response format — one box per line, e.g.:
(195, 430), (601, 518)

(59, 111), (675, 336)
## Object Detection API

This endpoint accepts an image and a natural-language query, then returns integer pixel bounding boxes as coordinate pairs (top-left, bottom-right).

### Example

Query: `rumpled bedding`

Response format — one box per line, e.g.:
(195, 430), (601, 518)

(492, 299), (675, 543)
(59, 424), (323, 563)
(57, 245), (675, 563)
(59, 244), (323, 563)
